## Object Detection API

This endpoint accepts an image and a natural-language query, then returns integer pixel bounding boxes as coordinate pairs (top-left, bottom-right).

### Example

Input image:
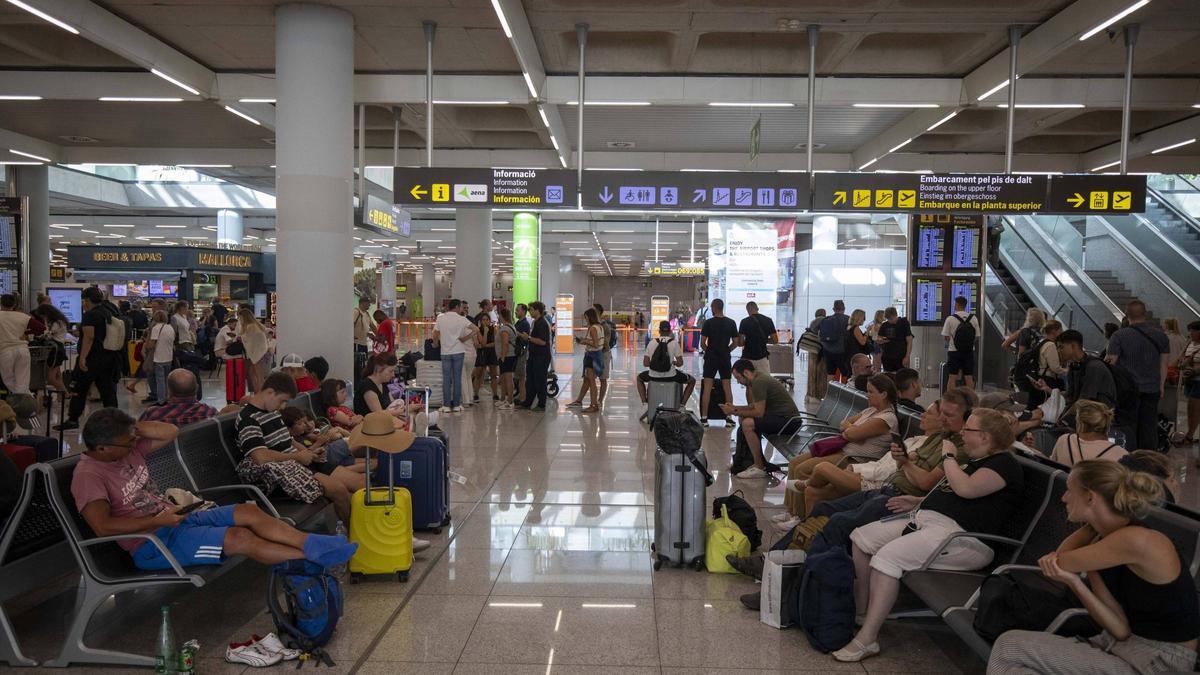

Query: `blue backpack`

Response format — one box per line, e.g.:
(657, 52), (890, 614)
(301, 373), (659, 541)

(818, 314), (847, 355)
(267, 560), (343, 665)
(798, 547), (856, 653)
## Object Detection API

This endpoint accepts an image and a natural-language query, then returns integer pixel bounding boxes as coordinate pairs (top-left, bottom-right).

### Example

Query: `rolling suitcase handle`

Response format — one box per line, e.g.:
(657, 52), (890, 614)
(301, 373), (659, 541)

(361, 445), (397, 507)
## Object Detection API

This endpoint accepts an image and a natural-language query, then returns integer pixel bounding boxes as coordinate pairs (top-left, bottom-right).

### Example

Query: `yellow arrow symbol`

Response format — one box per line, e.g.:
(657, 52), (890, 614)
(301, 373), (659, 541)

(410, 184), (428, 200)
(1067, 192), (1084, 208)
(833, 191), (847, 205)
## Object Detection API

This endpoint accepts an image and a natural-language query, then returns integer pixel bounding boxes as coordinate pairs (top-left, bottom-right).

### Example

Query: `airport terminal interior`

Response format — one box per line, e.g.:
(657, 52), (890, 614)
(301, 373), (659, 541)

(2, 0), (1200, 672)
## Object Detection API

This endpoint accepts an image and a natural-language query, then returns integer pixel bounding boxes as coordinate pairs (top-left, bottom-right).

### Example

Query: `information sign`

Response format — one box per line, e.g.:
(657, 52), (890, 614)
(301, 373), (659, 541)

(650, 295), (670, 329)
(1045, 174), (1146, 215)
(913, 219), (945, 271)
(361, 194), (411, 237)
(950, 221), (981, 271)
(816, 173), (1049, 214)
(643, 261), (706, 277)
(393, 167), (577, 208)
(948, 278), (981, 314)
(582, 170), (809, 211)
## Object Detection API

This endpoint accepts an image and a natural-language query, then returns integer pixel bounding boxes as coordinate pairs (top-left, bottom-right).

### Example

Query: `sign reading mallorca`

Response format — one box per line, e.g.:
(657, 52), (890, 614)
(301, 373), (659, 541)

(1045, 174), (1146, 215)
(581, 170), (809, 211)
(393, 167), (577, 208)
(815, 173), (1050, 214)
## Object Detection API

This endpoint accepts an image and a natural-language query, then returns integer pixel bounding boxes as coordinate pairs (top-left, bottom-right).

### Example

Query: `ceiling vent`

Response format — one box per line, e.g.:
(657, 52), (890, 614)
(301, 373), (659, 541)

(60, 135), (99, 143)
(793, 141), (827, 150)
(605, 140), (636, 149)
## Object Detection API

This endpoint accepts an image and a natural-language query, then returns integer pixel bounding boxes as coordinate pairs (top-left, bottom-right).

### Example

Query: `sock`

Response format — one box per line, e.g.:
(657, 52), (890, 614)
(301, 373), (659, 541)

(302, 533), (349, 566)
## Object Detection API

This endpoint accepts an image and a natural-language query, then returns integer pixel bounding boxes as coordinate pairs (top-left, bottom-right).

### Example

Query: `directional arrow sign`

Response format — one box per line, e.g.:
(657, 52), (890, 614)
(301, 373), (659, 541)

(598, 186), (613, 204)
(394, 167), (578, 208)
(833, 191), (847, 206)
(1067, 193), (1085, 208)
(692, 188), (706, 203)
(410, 184), (428, 200)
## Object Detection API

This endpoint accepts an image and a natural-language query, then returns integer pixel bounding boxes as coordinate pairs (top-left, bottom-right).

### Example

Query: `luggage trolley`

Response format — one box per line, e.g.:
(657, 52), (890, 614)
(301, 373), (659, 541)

(767, 342), (795, 390)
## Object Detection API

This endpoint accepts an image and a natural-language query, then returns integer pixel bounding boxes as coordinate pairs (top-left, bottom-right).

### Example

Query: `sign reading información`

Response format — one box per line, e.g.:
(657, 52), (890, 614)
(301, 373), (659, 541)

(394, 167), (577, 208)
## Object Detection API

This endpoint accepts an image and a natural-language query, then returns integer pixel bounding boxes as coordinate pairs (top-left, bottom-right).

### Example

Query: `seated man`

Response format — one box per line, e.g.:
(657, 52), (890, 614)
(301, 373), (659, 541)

(723, 359), (801, 480)
(849, 354), (873, 391)
(280, 353), (319, 393)
(138, 368), (219, 427)
(636, 320), (696, 410)
(234, 372), (362, 524)
(304, 356), (329, 384)
(71, 408), (356, 571)
(894, 368), (923, 413)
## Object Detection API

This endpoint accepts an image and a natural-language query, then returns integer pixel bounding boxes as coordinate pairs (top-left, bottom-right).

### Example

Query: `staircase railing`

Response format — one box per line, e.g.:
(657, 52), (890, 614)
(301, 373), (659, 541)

(1147, 175), (1200, 236)
(1092, 214), (1200, 317)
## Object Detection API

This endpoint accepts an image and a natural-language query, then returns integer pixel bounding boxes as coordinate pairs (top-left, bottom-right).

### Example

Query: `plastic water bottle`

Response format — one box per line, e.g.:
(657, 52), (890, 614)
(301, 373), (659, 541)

(154, 605), (175, 674)
(331, 521), (349, 582)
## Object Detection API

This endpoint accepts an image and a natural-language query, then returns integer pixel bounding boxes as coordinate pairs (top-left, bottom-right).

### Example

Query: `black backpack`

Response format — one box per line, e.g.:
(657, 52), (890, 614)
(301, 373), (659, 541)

(1010, 339), (1048, 392)
(712, 491), (761, 551)
(797, 546), (856, 652)
(951, 313), (976, 352)
(1100, 359), (1139, 423)
(973, 568), (1095, 643)
(648, 337), (673, 372)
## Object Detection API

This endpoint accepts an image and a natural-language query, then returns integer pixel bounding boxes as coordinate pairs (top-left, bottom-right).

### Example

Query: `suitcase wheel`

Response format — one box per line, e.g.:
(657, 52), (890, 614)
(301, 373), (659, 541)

(397, 571), (409, 583)
(692, 558), (705, 572)
(350, 573), (363, 585)
(441, 514), (452, 526)
(427, 526), (443, 535)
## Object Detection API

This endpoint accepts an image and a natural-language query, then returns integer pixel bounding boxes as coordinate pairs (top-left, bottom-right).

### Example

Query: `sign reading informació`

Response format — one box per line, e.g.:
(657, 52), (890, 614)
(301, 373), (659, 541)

(393, 167), (578, 208)
(511, 213), (539, 307)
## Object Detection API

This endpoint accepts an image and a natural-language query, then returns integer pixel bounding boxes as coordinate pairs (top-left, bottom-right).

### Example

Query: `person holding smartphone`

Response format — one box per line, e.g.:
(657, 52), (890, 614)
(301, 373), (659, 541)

(566, 308), (605, 413)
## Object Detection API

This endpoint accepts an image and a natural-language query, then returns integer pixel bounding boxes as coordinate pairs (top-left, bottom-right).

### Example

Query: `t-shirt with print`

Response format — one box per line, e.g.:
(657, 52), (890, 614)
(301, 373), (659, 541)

(921, 451), (1024, 534)
(71, 438), (174, 552)
(643, 336), (682, 378)
(150, 323), (175, 363)
(890, 432), (966, 496)
(235, 403), (294, 461)
(749, 371), (799, 419)
(701, 316), (738, 359)
(739, 314), (776, 361)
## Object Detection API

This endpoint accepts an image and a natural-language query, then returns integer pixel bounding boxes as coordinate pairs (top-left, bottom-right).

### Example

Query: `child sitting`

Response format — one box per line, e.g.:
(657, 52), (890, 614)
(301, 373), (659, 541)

(280, 407), (365, 474)
(320, 379), (363, 430)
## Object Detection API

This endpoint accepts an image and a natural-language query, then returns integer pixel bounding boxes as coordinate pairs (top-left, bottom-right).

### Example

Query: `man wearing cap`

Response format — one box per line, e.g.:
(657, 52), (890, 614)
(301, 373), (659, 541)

(280, 353), (319, 393)
(348, 410), (432, 553)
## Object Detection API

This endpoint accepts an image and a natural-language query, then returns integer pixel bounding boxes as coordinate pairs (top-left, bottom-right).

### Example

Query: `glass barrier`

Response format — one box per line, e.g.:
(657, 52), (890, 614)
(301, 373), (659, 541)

(984, 264), (1027, 336)
(1148, 174), (1200, 222)
(1091, 213), (1200, 314)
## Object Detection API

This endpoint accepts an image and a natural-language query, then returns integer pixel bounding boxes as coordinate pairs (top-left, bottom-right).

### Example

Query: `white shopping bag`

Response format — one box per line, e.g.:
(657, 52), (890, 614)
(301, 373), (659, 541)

(759, 549), (807, 629)
(1039, 389), (1066, 425)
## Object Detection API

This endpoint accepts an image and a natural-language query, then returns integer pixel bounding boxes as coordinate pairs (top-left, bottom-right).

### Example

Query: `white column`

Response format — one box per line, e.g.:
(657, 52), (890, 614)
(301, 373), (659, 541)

(813, 214), (839, 251)
(11, 165), (49, 306)
(421, 261), (436, 317)
(380, 253), (397, 316)
(452, 208), (492, 304)
(274, 4), (355, 379)
(541, 248), (561, 306)
(216, 209), (243, 246)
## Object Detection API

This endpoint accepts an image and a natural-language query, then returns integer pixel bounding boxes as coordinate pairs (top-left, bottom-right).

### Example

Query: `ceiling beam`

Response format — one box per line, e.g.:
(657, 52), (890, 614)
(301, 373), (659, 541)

(0, 125), (63, 164)
(1081, 114), (1200, 172)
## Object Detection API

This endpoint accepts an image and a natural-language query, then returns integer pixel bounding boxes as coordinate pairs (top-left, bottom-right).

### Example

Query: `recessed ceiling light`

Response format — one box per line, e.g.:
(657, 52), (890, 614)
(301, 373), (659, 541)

(1091, 160), (1121, 172)
(99, 97), (183, 102)
(1151, 138), (1196, 154)
(177, 164), (232, 168)
(858, 157), (879, 170)
(238, 98), (276, 104)
(4, 0), (78, 34)
(1079, 0), (1150, 41)
(888, 139), (913, 153)
(708, 102), (794, 108)
(8, 148), (49, 162)
(224, 105), (262, 125)
(926, 111), (959, 131)
(0, 95), (42, 101)
(978, 79), (1011, 101)
(432, 100), (510, 105)
(150, 68), (200, 96)
(155, 225), (188, 229)
(103, 224), (136, 228)
(565, 101), (652, 106)
(853, 103), (939, 108)
(80, 229), (99, 234)
(995, 103), (1085, 109)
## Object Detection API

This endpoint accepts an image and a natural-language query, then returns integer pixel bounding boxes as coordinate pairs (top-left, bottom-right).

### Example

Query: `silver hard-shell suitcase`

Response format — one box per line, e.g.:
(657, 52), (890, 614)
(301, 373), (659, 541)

(652, 444), (710, 571)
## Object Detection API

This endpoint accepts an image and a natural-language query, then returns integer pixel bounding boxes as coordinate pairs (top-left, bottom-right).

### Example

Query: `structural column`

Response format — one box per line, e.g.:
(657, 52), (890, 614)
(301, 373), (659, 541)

(216, 209), (243, 246)
(421, 261), (436, 317)
(10, 165), (49, 307)
(452, 208), (493, 305)
(274, 4), (355, 379)
(813, 215), (838, 250)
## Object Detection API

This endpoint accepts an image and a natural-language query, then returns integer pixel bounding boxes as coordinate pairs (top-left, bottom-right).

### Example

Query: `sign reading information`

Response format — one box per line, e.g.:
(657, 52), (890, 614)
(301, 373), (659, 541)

(393, 168), (577, 208)
(815, 173), (1050, 213)
(581, 170), (809, 211)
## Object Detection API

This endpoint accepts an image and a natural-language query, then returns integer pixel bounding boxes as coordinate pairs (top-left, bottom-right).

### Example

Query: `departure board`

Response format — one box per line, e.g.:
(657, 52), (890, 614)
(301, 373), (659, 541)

(0, 268), (16, 295)
(913, 222), (945, 270)
(950, 224), (981, 270)
(949, 279), (980, 314)
(0, 216), (15, 258)
(911, 276), (944, 325)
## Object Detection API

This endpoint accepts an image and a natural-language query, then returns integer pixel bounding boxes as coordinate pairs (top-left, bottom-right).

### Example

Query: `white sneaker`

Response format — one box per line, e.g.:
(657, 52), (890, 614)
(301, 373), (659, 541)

(225, 642), (282, 667)
(770, 512), (795, 524)
(413, 537), (431, 552)
(777, 517), (803, 531)
(452, 406), (465, 413)
(252, 633), (301, 661)
(439, 406), (453, 414)
(735, 466), (768, 480)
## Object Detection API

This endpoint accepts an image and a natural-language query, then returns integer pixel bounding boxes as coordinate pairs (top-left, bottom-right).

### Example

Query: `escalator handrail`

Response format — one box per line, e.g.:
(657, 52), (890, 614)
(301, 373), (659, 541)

(984, 263), (1029, 331)
(1094, 214), (1200, 317)
(1005, 215), (1123, 328)
(1146, 186), (1200, 239)
(997, 245), (1106, 339)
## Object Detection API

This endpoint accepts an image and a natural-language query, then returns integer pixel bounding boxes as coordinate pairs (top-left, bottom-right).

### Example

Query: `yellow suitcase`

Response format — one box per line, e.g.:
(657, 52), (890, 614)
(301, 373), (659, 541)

(347, 458), (414, 582)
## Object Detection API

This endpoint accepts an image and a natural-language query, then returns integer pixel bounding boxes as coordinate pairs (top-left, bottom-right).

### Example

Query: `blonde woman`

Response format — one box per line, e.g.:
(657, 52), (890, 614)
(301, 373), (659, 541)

(866, 309), (886, 371)
(237, 308), (269, 393)
(1051, 400), (1126, 466)
(1001, 308), (1046, 355)
(846, 309), (871, 361)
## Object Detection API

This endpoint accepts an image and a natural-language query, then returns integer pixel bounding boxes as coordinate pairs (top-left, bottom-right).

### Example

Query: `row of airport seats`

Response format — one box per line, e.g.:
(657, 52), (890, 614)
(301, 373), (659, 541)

(0, 391), (332, 668)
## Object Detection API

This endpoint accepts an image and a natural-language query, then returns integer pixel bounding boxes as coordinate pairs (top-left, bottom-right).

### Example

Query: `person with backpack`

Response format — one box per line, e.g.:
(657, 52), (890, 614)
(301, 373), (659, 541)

(736, 301), (777, 375)
(636, 320), (696, 408)
(1049, 400), (1127, 466)
(593, 303), (617, 408)
(941, 296), (979, 391)
(1105, 300), (1170, 451)
(834, 409), (1023, 663)
(819, 300), (850, 383)
(1000, 308), (1046, 357)
(1013, 320), (1066, 409)
(1027, 329), (1128, 437)
(56, 287), (123, 431)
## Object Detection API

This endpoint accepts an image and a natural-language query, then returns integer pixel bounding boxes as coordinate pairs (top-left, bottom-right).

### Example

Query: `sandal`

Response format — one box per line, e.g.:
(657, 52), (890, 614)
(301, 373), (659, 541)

(581, 406), (600, 414)
(832, 638), (879, 663)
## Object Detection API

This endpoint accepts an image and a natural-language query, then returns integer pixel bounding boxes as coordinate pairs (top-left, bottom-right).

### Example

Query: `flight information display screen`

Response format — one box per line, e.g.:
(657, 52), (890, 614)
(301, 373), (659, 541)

(0, 216), (15, 258)
(913, 223), (945, 271)
(911, 276), (944, 325)
(950, 223), (981, 271)
(948, 278), (980, 314)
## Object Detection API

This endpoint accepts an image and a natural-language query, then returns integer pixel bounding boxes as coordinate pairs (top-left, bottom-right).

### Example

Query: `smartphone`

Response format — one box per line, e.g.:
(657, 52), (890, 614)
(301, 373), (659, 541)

(174, 501), (205, 516)
(891, 433), (905, 448)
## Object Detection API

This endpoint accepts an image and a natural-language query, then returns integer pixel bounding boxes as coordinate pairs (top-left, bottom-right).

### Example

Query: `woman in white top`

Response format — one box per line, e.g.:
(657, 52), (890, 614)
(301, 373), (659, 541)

(1161, 318), (1189, 425)
(145, 310), (175, 404)
(1028, 320), (1068, 409)
(1051, 399), (1126, 466)
(567, 308), (605, 413)
(236, 308), (270, 394)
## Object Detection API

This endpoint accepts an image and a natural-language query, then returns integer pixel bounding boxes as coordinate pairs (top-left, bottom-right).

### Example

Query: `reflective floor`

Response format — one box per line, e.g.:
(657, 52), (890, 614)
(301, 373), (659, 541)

(10, 348), (1199, 673)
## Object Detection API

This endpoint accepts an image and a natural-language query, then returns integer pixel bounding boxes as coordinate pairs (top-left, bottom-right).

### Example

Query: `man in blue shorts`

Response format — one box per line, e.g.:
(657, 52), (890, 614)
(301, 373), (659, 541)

(71, 408), (356, 571)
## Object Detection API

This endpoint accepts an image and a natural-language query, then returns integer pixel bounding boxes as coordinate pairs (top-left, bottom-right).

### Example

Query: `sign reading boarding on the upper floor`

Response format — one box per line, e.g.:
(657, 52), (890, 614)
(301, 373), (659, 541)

(581, 170), (810, 211)
(815, 173), (1050, 214)
(393, 167), (578, 208)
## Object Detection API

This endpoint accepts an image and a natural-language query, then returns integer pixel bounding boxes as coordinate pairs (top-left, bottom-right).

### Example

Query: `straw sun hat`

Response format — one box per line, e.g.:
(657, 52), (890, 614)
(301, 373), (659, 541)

(348, 410), (416, 454)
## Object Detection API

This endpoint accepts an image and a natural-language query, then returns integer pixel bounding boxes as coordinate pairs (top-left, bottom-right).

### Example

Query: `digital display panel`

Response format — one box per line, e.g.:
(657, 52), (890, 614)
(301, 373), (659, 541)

(948, 279), (981, 315)
(913, 223), (945, 271)
(911, 276), (944, 325)
(950, 223), (982, 271)
(49, 288), (82, 323)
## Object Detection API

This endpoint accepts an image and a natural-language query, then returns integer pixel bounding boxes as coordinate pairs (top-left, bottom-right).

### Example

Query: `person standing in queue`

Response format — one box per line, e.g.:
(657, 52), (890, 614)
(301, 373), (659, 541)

(593, 303), (616, 409)
(737, 301), (777, 376)
(699, 298), (738, 427)
(517, 301), (552, 412)
(56, 287), (120, 431)
(513, 303), (531, 406)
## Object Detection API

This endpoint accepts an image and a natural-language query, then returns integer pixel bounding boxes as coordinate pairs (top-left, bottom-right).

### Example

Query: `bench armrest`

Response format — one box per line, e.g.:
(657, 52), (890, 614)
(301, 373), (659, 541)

(917, 532), (1022, 572)
(198, 485), (283, 519)
(1045, 608), (1090, 633)
(77, 533), (201, 585)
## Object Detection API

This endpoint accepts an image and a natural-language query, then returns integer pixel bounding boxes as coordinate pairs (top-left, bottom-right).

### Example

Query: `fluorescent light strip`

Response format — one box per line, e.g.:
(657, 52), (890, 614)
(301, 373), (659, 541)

(0, 161), (40, 165)
(565, 101), (652, 106)
(0, 95), (42, 101)
(155, 225), (188, 229)
(1080, 0), (1150, 41)
(102, 224), (135, 228)
(926, 111), (959, 131)
(858, 157), (879, 171)
(1091, 160), (1121, 172)
(9, 148), (49, 162)
(537, 106), (550, 127)
(488, 602), (543, 608)
(551, 136), (560, 151)
(708, 102), (794, 108)
(888, 138), (913, 153)
(523, 72), (538, 98)
(489, 0), (513, 38)
(995, 103), (1085, 109)
(978, 79), (1010, 102)
(433, 100), (510, 105)
(4, 0), (78, 33)
(99, 97), (183, 102)
(1151, 138), (1196, 154)
(853, 103), (939, 108)
(150, 69), (200, 96)
(238, 98), (276, 104)
(177, 164), (232, 168)
(224, 105), (261, 125)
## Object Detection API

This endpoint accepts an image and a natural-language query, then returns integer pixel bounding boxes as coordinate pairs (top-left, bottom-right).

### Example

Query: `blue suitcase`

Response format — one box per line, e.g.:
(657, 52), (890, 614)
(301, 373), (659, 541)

(373, 436), (449, 532)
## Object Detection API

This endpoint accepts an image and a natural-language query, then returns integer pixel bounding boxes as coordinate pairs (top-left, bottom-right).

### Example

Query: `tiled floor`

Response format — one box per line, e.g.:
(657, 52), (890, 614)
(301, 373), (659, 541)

(9, 348), (1199, 673)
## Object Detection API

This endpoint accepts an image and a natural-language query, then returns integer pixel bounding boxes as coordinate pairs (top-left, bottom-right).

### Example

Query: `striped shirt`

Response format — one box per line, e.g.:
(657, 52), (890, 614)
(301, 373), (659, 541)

(234, 403), (293, 461)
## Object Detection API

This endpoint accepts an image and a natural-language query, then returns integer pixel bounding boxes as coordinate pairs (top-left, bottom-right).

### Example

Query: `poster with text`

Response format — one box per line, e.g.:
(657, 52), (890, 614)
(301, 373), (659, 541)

(708, 218), (795, 327)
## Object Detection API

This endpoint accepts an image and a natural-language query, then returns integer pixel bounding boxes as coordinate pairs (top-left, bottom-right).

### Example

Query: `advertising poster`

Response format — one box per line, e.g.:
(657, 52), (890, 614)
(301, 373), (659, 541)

(555, 294), (575, 353)
(650, 295), (670, 328)
(707, 218), (795, 326)
(511, 212), (539, 307)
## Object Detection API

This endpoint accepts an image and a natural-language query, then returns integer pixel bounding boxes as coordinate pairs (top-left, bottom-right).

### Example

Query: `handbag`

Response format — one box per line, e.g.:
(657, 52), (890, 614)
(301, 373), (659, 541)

(810, 435), (848, 458)
(225, 340), (245, 356)
(973, 568), (1096, 642)
(704, 505), (751, 574)
(760, 549), (807, 628)
(798, 328), (822, 354)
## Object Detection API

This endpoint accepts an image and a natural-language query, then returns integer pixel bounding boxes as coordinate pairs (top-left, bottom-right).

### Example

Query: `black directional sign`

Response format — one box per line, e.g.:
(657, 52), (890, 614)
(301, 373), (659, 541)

(581, 170), (810, 211)
(814, 173), (1050, 214)
(1045, 174), (1146, 215)
(393, 167), (578, 208)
